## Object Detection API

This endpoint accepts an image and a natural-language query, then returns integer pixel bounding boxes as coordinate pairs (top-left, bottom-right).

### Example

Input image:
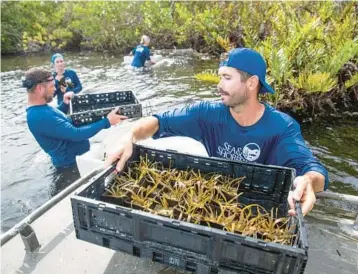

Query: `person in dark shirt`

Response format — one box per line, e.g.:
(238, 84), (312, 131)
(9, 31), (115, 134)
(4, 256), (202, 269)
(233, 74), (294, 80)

(131, 35), (156, 68)
(106, 48), (329, 216)
(52, 53), (82, 105)
(24, 67), (127, 169)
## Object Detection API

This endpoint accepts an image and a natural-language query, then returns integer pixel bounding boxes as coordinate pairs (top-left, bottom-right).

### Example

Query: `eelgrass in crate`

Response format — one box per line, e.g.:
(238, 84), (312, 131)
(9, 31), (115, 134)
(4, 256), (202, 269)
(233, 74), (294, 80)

(102, 156), (296, 245)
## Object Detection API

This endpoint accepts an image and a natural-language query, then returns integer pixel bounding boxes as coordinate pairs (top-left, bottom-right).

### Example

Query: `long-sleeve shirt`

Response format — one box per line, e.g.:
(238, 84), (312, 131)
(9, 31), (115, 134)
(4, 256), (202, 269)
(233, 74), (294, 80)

(131, 45), (151, 68)
(153, 101), (329, 190)
(26, 102), (110, 168)
(54, 69), (82, 105)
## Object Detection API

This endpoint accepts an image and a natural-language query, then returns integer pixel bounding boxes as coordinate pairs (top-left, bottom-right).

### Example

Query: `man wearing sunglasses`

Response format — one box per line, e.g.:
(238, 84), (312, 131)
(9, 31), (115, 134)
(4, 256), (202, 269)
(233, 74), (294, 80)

(105, 48), (329, 217)
(24, 68), (127, 172)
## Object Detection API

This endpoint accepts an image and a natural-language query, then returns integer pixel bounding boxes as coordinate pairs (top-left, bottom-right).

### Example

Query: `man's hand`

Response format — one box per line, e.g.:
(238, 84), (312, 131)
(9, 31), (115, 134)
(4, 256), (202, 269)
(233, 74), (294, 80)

(107, 107), (128, 126)
(63, 92), (75, 104)
(104, 137), (133, 172)
(104, 116), (159, 172)
(288, 171), (324, 216)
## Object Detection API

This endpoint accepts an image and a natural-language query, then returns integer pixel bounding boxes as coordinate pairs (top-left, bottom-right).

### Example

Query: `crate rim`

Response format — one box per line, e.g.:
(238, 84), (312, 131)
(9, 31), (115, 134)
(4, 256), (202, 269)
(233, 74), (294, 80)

(134, 144), (297, 175)
(69, 90), (141, 116)
(69, 102), (141, 116)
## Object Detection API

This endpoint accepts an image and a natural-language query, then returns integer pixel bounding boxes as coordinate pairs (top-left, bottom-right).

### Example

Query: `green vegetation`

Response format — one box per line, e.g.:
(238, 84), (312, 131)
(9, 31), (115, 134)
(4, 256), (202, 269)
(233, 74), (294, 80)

(1, 1), (357, 118)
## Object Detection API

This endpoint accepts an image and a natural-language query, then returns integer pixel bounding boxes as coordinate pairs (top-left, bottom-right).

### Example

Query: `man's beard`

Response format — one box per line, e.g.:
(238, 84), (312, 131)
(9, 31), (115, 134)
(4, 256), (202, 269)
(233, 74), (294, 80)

(45, 94), (53, 103)
(225, 90), (249, 108)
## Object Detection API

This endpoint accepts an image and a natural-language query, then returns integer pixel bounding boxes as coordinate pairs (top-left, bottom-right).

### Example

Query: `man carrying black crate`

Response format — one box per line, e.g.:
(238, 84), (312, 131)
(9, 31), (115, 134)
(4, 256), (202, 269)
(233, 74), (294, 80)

(23, 68), (128, 185)
(105, 48), (329, 216)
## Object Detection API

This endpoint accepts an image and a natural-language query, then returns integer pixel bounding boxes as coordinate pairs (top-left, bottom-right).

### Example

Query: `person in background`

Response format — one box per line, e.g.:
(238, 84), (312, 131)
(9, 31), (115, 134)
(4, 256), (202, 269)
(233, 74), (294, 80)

(52, 53), (82, 105)
(24, 67), (127, 176)
(106, 48), (329, 217)
(131, 35), (156, 68)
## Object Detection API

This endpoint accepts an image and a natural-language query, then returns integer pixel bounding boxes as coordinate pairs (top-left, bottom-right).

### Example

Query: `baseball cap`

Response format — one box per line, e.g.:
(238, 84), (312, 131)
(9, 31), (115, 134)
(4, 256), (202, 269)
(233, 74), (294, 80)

(22, 68), (53, 90)
(220, 48), (275, 94)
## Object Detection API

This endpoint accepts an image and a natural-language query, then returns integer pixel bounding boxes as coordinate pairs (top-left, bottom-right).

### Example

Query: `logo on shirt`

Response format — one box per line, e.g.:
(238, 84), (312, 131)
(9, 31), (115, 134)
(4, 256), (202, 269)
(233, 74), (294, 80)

(242, 143), (261, 161)
(65, 77), (72, 85)
(217, 142), (261, 162)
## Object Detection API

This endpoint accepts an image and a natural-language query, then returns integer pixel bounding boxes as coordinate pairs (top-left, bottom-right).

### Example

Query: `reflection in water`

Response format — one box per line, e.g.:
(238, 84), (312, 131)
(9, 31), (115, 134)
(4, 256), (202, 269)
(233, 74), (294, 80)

(302, 120), (358, 195)
(1, 53), (357, 233)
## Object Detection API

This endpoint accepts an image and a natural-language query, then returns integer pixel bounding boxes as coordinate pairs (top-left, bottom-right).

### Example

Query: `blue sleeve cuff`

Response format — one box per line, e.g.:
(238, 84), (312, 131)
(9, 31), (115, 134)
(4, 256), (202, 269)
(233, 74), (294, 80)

(152, 114), (161, 139)
(103, 117), (111, 129)
(303, 166), (329, 191)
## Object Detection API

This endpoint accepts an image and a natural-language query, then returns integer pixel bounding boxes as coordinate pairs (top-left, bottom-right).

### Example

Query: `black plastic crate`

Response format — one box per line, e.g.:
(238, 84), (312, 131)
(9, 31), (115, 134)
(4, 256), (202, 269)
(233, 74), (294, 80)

(69, 91), (142, 126)
(71, 145), (308, 274)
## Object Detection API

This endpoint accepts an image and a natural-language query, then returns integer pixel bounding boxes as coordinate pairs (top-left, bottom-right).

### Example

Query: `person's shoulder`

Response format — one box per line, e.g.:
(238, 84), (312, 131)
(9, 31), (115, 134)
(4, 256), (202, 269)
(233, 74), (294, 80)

(65, 69), (77, 75)
(265, 103), (300, 130)
(190, 100), (225, 113)
(27, 105), (52, 124)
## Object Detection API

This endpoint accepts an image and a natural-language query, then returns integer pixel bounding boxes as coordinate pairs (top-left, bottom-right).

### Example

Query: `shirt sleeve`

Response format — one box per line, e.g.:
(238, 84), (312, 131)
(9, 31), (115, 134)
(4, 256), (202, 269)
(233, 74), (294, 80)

(54, 80), (60, 98)
(152, 102), (207, 142)
(33, 114), (111, 142)
(145, 48), (151, 61)
(57, 102), (69, 114)
(67, 71), (82, 94)
(271, 120), (329, 190)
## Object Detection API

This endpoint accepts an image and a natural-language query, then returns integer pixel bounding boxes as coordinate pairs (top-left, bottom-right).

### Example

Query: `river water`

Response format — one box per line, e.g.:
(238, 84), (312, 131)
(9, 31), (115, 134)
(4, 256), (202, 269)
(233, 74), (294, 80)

(1, 52), (357, 233)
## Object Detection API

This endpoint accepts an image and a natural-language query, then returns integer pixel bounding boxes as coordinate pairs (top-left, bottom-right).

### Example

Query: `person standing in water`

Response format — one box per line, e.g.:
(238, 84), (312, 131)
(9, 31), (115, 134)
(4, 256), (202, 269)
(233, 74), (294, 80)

(52, 53), (82, 105)
(131, 35), (156, 68)
(24, 67), (127, 174)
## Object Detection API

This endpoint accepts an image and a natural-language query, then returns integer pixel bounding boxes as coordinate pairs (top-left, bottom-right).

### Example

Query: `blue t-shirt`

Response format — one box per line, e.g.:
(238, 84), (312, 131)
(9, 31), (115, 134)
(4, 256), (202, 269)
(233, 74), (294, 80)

(26, 102), (110, 168)
(131, 45), (151, 68)
(54, 69), (82, 105)
(153, 101), (329, 190)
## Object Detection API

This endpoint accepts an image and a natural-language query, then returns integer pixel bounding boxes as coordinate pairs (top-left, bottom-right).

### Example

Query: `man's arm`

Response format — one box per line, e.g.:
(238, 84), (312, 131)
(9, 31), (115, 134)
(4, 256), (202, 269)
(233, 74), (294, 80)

(34, 106), (126, 142)
(38, 115), (111, 142)
(270, 119), (328, 215)
(270, 119), (329, 190)
(105, 116), (159, 171)
(57, 101), (69, 114)
(106, 102), (208, 171)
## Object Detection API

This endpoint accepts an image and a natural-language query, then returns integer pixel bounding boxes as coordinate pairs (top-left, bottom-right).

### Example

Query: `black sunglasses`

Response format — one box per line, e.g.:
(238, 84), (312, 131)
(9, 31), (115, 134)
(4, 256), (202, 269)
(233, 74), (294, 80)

(22, 78), (54, 89)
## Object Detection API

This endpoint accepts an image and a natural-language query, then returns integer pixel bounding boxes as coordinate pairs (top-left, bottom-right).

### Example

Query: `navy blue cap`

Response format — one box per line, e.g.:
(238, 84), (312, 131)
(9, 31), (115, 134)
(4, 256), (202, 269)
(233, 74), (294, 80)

(220, 48), (275, 94)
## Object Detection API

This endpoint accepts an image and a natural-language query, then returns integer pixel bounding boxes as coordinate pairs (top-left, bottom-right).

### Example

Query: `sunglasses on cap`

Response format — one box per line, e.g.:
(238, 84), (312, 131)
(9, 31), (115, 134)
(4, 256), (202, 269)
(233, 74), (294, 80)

(22, 77), (54, 89)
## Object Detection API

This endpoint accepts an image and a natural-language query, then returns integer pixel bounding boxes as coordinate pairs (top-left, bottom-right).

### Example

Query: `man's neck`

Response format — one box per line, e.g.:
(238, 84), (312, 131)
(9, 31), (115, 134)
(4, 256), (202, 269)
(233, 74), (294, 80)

(229, 100), (265, 127)
(28, 96), (47, 107)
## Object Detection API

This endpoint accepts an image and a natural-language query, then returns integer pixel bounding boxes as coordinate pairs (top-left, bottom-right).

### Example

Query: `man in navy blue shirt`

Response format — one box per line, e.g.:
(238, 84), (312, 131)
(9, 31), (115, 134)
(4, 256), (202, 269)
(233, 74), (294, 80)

(52, 53), (82, 105)
(24, 67), (127, 169)
(131, 35), (156, 68)
(106, 48), (328, 216)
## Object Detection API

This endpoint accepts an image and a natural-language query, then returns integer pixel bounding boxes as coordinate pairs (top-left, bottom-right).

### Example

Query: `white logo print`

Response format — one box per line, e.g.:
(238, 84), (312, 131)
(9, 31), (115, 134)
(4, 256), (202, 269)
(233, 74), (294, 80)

(242, 143), (261, 161)
(65, 77), (72, 84)
(217, 142), (261, 162)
